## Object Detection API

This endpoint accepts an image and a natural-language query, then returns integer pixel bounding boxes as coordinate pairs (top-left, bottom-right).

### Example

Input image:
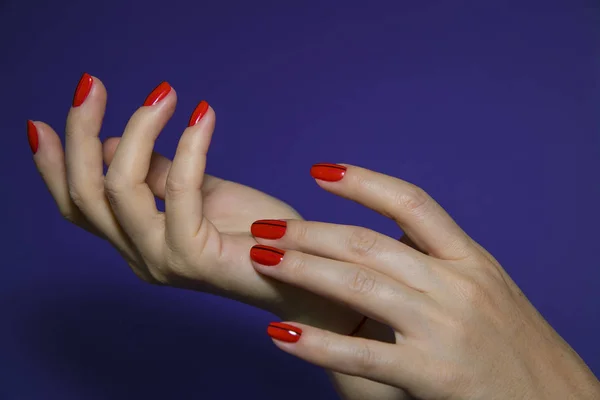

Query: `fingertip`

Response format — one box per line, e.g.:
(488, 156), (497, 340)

(27, 120), (39, 154)
(267, 321), (303, 343)
(143, 81), (177, 108)
(251, 219), (288, 240)
(187, 100), (211, 127)
(310, 162), (347, 183)
(28, 121), (63, 158)
(72, 73), (107, 108)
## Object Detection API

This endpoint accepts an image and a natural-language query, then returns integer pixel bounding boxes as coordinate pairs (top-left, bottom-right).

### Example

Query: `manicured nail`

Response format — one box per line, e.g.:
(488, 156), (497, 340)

(188, 100), (209, 127)
(72, 73), (93, 107)
(27, 120), (39, 154)
(267, 322), (302, 343)
(310, 163), (347, 182)
(250, 245), (284, 266)
(251, 220), (287, 240)
(143, 82), (171, 106)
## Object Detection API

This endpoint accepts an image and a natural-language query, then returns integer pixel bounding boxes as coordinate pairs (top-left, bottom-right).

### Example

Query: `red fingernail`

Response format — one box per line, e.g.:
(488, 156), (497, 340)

(310, 163), (347, 182)
(72, 73), (93, 107)
(27, 120), (39, 154)
(143, 82), (171, 106)
(188, 100), (209, 127)
(251, 220), (287, 240)
(267, 322), (302, 343)
(250, 245), (284, 266)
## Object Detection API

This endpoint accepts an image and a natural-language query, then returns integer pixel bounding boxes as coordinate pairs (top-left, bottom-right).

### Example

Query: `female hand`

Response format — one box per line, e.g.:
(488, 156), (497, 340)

(250, 164), (600, 400)
(28, 73), (367, 329)
(29, 74), (408, 400)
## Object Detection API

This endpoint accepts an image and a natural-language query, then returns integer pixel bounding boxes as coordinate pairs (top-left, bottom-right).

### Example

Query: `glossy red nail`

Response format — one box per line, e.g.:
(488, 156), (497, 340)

(251, 220), (287, 240)
(188, 100), (209, 127)
(310, 163), (347, 182)
(72, 73), (93, 107)
(267, 322), (302, 343)
(143, 82), (171, 106)
(250, 245), (284, 266)
(27, 120), (39, 154)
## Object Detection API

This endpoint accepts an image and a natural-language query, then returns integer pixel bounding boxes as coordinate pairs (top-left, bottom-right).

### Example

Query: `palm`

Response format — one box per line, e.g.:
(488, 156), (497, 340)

(175, 174), (312, 315)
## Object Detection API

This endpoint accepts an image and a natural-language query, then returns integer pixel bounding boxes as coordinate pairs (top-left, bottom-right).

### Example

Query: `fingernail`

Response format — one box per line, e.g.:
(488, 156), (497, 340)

(251, 220), (287, 240)
(143, 82), (171, 106)
(188, 100), (209, 127)
(27, 120), (39, 154)
(72, 73), (93, 107)
(250, 245), (284, 266)
(310, 163), (347, 182)
(267, 322), (302, 343)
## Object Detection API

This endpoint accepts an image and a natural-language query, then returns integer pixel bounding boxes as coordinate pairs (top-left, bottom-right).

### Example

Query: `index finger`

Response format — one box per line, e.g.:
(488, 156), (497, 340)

(310, 163), (475, 261)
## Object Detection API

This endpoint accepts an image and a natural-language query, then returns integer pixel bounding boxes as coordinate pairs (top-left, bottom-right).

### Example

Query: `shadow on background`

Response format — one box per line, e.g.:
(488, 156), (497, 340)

(14, 286), (336, 399)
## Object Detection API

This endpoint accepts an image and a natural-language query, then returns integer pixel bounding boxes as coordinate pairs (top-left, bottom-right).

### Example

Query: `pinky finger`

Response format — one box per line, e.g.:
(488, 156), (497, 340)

(29, 120), (102, 237)
(266, 321), (422, 391)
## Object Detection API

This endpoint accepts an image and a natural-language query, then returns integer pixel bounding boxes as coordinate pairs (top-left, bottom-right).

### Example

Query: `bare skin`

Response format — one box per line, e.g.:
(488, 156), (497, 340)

(250, 164), (600, 400)
(30, 75), (408, 400)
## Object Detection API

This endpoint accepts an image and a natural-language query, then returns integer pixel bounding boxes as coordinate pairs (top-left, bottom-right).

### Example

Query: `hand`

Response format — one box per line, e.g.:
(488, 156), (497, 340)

(29, 73), (351, 324)
(249, 164), (600, 400)
(29, 75), (408, 400)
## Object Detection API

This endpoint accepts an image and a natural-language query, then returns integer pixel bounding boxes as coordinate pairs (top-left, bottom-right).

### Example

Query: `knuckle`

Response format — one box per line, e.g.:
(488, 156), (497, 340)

(58, 204), (79, 224)
(347, 268), (378, 296)
(286, 254), (309, 281)
(353, 340), (379, 376)
(67, 184), (87, 210)
(432, 363), (471, 398)
(127, 261), (161, 285)
(454, 275), (486, 304)
(394, 184), (430, 213)
(147, 266), (170, 285)
(165, 176), (189, 199)
(347, 228), (380, 258)
(103, 172), (129, 200)
(292, 222), (310, 244)
(67, 174), (105, 211)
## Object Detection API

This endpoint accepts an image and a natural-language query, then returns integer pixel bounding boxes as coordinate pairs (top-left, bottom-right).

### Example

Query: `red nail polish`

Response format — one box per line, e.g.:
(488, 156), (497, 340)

(72, 73), (93, 107)
(250, 245), (285, 266)
(267, 322), (302, 343)
(310, 163), (347, 182)
(188, 100), (209, 127)
(143, 82), (171, 106)
(251, 220), (287, 240)
(27, 120), (39, 154)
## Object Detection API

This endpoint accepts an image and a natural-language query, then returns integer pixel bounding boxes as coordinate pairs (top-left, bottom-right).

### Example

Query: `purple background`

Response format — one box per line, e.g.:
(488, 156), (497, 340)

(2, 0), (599, 398)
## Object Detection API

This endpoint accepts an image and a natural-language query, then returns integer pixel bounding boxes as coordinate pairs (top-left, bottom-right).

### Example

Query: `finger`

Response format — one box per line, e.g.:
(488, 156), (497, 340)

(310, 163), (474, 260)
(103, 136), (227, 204)
(104, 81), (174, 255)
(103, 137), (172, 200)
(165, 101), (215, 241)
(29, 120), (102, 236)
(266, 321), (424, 391)
(250, 245), (428, 334)
(251, 219), (433, 292)
(63, 74), (138, 258)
